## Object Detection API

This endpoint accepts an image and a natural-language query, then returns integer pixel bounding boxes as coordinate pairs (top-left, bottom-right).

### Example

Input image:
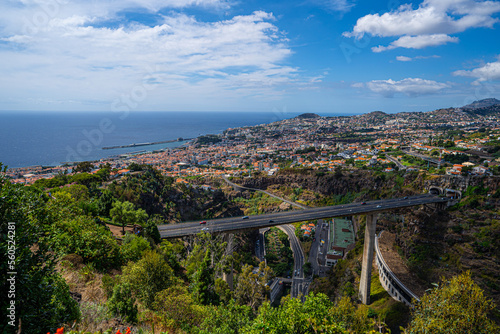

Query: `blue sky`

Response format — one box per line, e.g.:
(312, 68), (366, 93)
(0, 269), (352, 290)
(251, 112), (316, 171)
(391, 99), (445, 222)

(1, 0), (499, 114)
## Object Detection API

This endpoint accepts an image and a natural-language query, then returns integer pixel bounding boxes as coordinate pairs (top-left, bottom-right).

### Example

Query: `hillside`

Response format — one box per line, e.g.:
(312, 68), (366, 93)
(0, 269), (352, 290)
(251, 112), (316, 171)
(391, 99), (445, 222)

(1, 162), (499, 333)
(462, 103), (500, 116)
(462, 98), (500, 109)
(233, 169), (500, 310)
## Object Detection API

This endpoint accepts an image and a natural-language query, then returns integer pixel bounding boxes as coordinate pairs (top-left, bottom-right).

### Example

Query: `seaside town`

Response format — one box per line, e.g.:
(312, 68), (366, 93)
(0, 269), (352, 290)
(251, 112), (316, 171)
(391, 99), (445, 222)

(4, 101), (500, 185)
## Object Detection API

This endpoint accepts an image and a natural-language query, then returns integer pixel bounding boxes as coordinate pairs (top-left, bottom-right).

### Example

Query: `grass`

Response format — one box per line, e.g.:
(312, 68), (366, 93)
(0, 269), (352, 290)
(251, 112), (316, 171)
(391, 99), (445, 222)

(369, 271), (411, 334)
(233, 192), (283, 215)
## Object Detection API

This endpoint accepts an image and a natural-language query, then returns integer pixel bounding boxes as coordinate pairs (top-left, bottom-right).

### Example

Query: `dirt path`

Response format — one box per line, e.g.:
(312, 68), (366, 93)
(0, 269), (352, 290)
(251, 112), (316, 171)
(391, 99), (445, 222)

(106, 223), (133, 238)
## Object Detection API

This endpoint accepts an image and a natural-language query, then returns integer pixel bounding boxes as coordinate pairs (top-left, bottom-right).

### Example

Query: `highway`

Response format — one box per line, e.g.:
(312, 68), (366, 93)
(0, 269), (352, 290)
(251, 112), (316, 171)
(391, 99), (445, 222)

(158, 194), (446, 239)
(387, 156), (406, 170)
(278, 224), (307, 299)
(402, 149), (442, 165)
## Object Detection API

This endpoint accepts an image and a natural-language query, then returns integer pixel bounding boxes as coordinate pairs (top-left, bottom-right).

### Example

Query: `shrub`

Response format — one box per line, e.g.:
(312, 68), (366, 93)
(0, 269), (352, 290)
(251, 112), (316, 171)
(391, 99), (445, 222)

(406, 271), (499, 334)
(121, 250), (174, 308)
(107, 283), (138, 324)
(121, 234), (150, 262)
(46, 215), (122, 269)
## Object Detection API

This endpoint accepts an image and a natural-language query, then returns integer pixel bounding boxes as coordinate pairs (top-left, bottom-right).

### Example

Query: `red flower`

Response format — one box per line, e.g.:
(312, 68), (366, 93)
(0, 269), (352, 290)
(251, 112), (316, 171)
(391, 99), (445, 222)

(125, 328), (131, 334)
(56, 328), (64, 334)
(116, 330), (122, 334)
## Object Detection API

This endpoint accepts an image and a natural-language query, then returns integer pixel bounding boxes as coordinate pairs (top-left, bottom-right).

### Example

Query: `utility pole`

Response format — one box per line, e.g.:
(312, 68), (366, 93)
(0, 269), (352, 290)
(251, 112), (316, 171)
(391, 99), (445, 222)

(438, 149), (442, 170)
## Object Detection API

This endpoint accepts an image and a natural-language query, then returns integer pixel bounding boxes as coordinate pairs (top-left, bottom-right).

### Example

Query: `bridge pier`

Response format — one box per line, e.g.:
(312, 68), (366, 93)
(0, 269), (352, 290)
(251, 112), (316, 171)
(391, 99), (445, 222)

(359, 213), (378, 305)
(222, 233), (234, 290)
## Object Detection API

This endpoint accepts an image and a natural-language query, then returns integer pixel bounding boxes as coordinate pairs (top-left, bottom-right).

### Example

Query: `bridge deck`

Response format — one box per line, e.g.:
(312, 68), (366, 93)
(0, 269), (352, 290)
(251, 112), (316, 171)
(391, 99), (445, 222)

(158, 194), (446, 239)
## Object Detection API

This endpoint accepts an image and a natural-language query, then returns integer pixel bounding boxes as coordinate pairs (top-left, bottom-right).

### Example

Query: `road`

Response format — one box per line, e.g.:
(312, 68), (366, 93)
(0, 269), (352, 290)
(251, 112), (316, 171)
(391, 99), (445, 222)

(402, 149), (442, 165)
(256, 228), (267, 262)
(223, 175), (310, 300)
(158, 194), (446, 238)
(308, 219), (321, 275)
(387, 156), (406, 170)
(278, 224), (308, 299)
(309, 219), (332, 276)
(222, 175), (307, 209)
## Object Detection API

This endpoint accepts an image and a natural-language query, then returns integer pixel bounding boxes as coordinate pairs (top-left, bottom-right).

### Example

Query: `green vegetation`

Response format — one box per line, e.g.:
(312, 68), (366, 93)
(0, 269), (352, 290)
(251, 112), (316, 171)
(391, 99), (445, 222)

(110, 200), (148, 234)
(405, 271), (499, 334)
(0, 167), (80, 333)
(196, 134), (222, 145)
(233, 191), (283, 215)
(264, 227), (294, 277)
(107, 282), (138, 323)
(2, 161), (500, 333)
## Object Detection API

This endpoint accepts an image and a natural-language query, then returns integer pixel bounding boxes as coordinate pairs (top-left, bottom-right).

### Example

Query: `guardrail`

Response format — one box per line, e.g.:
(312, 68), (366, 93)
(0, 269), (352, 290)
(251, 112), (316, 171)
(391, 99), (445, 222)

(374, 231), (420, 307)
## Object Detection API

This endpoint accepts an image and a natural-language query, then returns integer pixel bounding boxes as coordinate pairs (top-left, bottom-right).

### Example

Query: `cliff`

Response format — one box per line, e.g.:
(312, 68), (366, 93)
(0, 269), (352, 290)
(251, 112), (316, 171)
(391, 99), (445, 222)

(232, 169), (500, 307)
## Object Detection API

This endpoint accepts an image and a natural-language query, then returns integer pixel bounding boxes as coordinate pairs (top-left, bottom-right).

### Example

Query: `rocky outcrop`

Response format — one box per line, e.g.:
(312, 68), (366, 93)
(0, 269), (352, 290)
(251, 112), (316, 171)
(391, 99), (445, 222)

(235, 169), (400, 198)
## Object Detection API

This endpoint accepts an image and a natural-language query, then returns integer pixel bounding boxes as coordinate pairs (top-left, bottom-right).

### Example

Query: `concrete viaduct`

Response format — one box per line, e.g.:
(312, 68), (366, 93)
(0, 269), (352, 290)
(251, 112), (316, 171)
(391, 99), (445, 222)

(158, 193), (449, 305)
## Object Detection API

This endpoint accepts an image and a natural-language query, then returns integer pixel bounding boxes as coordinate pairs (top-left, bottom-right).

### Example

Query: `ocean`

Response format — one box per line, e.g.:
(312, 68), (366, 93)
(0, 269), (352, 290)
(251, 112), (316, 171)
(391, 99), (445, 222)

(0, 111), (305, 168)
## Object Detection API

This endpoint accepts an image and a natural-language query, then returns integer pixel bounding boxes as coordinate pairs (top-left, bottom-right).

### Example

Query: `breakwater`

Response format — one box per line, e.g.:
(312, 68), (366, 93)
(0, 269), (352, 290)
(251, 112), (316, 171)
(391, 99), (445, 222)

(102, 138), (192, 150)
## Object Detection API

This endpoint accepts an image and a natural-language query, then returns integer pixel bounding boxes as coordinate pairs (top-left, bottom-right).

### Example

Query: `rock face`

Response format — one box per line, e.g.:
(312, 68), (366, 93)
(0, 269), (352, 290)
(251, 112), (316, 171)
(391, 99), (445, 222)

(237, 170), (376, 197)
(238, 169), (498, 198)
(424, 174), (500, 193)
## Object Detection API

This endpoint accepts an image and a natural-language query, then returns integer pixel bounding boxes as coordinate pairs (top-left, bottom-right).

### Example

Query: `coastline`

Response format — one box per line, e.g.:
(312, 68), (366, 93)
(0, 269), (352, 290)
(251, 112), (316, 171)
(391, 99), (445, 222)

(1, 111), (303, 169)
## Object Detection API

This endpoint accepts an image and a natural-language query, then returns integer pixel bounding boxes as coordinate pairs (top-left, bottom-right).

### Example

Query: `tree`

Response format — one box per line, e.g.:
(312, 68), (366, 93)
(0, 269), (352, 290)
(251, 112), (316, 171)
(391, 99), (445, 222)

(74, 161), (94, 173)
(214, 278), (232, 304)
(461, 166), (472, 176)
(245, 293), (350, 334)
(330, 296), (371, 333)
(121, 250), (174, 308)
(47, 215), (122, 269)
(192, 249), (218, 305)
(71, 172), (99, 187)
(303, 262), (312, 276)
(405, 271), (499, 334)
(95, 167), (111, 181)
(121, 233), (151, 262)
(96, 188), (114, 216)
(107, 282), (138, 323)
(198, 299), (253, 334)
(0, 178), (79, 333)
(234, 262), (272, 310)
(152, 285), (206, 332)
(110, 200), (148, 234)
(143, 214), (163, 244)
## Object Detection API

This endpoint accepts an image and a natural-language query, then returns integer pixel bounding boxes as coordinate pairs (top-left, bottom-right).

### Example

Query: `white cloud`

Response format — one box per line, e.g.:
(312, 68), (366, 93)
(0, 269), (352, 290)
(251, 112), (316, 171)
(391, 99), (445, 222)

(345, 0), (500, 38)
(365, 78), (449, 97)
(396, 54), (441, 61)
(0, 1), (297, 110)
(313, 0), (355, 13)
(396, 56), (412, 62)
(344, 0), (500, 51)
(372, 34), (458, 52)
(453, 56), (500, 84)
